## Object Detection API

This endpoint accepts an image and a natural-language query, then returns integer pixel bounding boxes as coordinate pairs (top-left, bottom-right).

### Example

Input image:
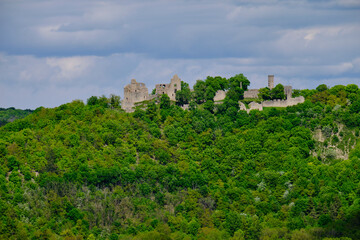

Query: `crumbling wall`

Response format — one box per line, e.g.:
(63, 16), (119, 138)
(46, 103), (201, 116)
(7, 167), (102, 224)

(284, 85), (292, 99)
(286, 96), (305, 106)
(262, 99), (290, 107)
(248, 102), (263, 112)
(260, 96), (305, 108)
(244, 89), (260, 99)
(241, 96), (305, 113)
(155, 74), (181, 101)
(214, 90), (226, 101)
(122, 79), (149, 112)
(239, 102), (247, 111)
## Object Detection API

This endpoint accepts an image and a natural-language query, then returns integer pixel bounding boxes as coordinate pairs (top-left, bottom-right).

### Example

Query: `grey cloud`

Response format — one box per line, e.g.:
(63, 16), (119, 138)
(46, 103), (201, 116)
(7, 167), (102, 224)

(2, 0), (358, 58)
(0, 0), (359, 109)
(2, 53), (359, 109)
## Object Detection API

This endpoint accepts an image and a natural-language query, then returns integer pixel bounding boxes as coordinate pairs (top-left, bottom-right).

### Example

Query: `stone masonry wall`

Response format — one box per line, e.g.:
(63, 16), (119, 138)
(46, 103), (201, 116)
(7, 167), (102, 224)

(244, 89), (260, 99)
(122, 79), (149, 112)
(214, 90), (226, 102)
(155, 74), (181, 101)
(239, 96), (305, 113)
(262, 96), (305, 107)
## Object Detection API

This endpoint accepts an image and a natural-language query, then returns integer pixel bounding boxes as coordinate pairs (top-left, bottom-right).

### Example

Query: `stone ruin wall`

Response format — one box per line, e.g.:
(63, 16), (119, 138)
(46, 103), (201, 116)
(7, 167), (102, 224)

(239, 102), (263, 113)
(214, 90), (226, 102)
(122, 74), (304, 113)
(122, 74), (182, 112)
(155, 74), (181, 101)
(284, 85), (292, 99)
(241, 96), (305, 113)
(243, 89), (260, 99)
(243, 75), (276, 100)
(122, 79), (149, 112)
(249, 102), (263, 111)
(262, 96), (305, 108)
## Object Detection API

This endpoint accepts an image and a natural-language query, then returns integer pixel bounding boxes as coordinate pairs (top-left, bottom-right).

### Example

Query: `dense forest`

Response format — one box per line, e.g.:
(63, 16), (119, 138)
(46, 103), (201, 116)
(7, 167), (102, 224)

(0, 108), (33, 127)
(0, 75), (360, 240)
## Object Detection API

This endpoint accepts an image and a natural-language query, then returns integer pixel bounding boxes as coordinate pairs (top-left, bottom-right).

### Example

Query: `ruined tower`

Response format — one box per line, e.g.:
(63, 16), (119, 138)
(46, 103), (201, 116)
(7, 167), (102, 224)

(155, 74), (182, 101)
(284, 86), (292, 99)
(122, 79), (149, 112)
(268, 75), (274, 90)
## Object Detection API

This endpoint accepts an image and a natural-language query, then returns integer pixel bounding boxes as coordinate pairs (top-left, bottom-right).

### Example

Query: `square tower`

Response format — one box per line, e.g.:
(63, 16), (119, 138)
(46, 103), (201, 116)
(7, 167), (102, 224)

(268, 75), (274, 90)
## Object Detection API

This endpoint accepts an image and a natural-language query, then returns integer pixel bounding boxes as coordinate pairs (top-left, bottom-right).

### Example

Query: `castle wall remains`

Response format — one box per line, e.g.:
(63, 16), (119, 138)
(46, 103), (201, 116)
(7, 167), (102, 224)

(122, 74), (303, 113)
(248, 102), (263, 111)
(239, 102), (247, 111)
(262, 96), (304, 108)
(244, 89), (260, 99)
(122, 74), (182, 112)
(214, 90), (226, 102)
(122, 79), (149, 112)
(284, 85), (292, 99)
(155, 74), (181, 101)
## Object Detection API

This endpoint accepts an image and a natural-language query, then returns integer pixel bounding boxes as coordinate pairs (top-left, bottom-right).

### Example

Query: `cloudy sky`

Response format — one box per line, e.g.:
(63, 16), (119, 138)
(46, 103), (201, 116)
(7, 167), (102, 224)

(0, 0), (359, 109)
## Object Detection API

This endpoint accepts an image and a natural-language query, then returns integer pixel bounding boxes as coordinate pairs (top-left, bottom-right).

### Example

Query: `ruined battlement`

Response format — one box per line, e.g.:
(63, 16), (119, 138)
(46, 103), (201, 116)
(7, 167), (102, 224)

(122, 79), (149, 112)
(155, 74), (181, 101)
(122, 74), (304, 113)
(244, 89), (260, 99)
(122, 74), (182, 112)
(240, 96), (305, 113)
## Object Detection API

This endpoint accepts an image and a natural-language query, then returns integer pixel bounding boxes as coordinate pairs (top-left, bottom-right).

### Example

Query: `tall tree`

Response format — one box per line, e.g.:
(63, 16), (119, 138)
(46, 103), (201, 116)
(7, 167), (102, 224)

(160, 94), (171, 109)
(270, 84), (285, 100)
(176, 81), (192, 106)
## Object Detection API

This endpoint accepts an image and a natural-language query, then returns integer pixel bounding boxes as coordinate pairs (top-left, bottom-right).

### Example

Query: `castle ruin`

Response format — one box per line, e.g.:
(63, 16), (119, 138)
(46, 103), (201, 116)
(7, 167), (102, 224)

(213, 75), (304, 112)
(243, 75), (278, 99)
(122, 74), (304, 113)
(240, 75), (304, 112)
(155, 74), (181, 101)
(268, 75), (274, 90)
(122, 79), (150, 112)
(122, 75), (182, 112)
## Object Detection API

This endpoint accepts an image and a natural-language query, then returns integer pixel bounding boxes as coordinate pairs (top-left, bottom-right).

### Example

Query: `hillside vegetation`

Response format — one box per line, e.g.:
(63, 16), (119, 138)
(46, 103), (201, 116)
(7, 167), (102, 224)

(0, 107), (33, 127)
(0, 80), (360, 240)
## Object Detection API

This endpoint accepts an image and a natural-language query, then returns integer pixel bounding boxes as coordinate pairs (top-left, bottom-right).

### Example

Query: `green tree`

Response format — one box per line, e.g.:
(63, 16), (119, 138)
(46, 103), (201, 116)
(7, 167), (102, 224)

(87, 96), (98, 106)
(226, 74), (249, 102)
(160, 94), (171, 109)
(146, 102), (158, 121)
(258, 87), (271, 100)
(316, 84), (328, 92)
(271, 84), (285, 100)
(193, 80), (207, 103)
(176, 81), (192, 106)
(109, 94), (121, 109)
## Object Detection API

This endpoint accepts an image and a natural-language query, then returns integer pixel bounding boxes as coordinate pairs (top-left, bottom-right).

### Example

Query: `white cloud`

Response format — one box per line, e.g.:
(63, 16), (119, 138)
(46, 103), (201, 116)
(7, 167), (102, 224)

(2, 52), (359, 109)
(0, 0), (359, 108)
(46, 56), (95, 80)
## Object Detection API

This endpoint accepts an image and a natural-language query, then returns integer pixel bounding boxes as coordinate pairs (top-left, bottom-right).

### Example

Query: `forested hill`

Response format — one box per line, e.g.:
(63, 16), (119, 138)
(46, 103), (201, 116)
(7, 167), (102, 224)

(1, 84), (360, 240)
(0, 107), (33, 127)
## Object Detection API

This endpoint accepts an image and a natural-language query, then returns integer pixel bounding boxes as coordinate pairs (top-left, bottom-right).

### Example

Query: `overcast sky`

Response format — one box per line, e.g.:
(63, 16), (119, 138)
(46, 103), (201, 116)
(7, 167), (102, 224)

(0, 0), (359, 109)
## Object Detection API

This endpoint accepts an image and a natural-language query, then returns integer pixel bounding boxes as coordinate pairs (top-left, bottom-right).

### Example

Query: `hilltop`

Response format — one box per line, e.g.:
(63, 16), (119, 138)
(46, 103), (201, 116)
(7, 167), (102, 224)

(0, 78), (360, 239)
